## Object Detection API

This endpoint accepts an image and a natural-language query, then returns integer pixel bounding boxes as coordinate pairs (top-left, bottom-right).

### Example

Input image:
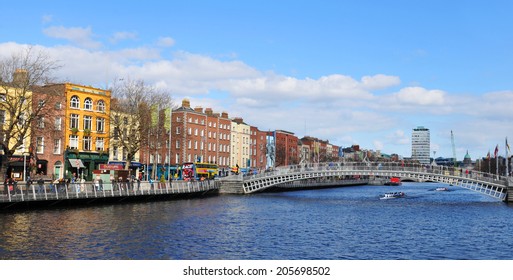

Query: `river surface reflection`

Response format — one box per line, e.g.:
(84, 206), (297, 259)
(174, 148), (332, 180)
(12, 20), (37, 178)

(1, 182), (513, 260)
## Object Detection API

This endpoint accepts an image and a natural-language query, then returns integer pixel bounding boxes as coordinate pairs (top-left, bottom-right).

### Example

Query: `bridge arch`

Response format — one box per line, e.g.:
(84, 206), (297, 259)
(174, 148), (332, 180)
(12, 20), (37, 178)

(235, 163), (509, 201)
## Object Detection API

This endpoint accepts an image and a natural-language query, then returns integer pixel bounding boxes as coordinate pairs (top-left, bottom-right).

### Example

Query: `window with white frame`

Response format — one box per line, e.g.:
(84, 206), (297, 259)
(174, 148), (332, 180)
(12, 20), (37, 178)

(176, 140), (180, 149)
(69, 135), (78, 149)
(96, 117), (105, 133)
(83, 116), (92, 130)
(54, 117), (62, 130)
(176, 127), (181, 134)
(83, 136), (92, 151)
(96, 137), (104, 151)
(53, 139), (61, 154)
(70, 96), (80, 108)
(113, 146), (118, 160)
(70, 114), (79, 129)
(96, 100), (105, 112)
(36, 137), (44, 154)
(84, 98), (93, 110)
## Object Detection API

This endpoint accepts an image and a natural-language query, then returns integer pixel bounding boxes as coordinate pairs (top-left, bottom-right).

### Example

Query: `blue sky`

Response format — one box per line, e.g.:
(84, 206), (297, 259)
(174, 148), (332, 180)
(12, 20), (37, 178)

(2, 0), (513, 160)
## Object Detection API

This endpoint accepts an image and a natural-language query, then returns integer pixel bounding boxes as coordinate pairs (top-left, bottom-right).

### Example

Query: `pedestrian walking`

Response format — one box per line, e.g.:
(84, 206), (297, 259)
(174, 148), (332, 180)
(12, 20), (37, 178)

(37, 177), (44, 193)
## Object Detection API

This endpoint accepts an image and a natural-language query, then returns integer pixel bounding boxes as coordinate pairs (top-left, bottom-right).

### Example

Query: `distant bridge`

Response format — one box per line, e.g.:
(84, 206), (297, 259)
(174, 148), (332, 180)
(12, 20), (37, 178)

(220, 162), (512, 201)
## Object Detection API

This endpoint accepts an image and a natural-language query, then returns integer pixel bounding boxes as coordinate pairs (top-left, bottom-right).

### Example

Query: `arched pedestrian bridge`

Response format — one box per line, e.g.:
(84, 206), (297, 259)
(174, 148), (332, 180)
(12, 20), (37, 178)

(219, 162), (513, 202)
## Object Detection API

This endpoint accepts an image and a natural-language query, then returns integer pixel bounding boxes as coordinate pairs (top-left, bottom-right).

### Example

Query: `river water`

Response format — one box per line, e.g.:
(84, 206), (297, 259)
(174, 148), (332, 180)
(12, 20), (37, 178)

(1, 182), (513, 260)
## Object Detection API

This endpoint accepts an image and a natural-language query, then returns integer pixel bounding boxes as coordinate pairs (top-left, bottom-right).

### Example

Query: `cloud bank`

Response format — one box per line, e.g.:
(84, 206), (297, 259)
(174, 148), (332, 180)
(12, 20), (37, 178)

(2, 23), (513, 158)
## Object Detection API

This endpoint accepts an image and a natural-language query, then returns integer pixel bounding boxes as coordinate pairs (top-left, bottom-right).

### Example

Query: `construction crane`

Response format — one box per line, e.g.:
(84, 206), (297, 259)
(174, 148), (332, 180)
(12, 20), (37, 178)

(451, 130), (457, 167)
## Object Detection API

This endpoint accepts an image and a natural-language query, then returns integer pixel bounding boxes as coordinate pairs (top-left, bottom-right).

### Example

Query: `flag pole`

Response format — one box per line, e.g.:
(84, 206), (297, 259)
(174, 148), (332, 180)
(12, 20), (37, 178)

(506, 138), (509, 177)
(487, 150), (491, 174)
(496, 144), (499, 178)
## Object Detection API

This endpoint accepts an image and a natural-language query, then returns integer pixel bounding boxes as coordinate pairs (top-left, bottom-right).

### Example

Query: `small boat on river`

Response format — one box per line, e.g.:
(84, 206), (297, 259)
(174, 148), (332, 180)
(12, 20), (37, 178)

(380, 192), (406, 200)
(435, 187), (449, 191)
(384, 177), (402, 186)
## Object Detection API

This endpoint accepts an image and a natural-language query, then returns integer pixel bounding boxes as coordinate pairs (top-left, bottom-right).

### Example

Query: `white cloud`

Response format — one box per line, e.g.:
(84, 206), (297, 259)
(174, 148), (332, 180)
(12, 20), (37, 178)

(361, 74), (401, 90)
(3, 31), (513, 159)
(110, 31), (138, 44)
(157, 37), (176, 47)
(392, 86), (446, 106)
(43, 26), (102, 49)
(387, 130), (410, 145)
(373, 140), (384, 151)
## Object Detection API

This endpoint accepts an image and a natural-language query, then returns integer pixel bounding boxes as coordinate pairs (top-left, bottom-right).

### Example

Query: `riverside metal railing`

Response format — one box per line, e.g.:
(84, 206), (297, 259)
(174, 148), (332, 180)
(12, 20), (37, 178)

(242, 162), (508, 185)
(0, 180), (219, 203)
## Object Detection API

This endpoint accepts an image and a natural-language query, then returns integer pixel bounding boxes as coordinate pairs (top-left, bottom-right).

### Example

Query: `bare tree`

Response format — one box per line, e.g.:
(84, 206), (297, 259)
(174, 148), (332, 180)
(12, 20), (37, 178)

(0, 47), (60, 181)
(110, 78), (171, 174)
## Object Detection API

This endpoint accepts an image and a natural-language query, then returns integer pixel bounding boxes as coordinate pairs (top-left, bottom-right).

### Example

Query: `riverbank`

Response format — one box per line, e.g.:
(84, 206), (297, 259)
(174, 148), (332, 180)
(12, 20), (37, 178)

(0, 180), (219, 211)
(1, 179), (371, 211)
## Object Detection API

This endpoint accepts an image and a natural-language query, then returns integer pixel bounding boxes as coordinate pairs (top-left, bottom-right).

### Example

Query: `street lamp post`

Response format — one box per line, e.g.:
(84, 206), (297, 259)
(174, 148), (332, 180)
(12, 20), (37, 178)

(23, 153), (27, 182)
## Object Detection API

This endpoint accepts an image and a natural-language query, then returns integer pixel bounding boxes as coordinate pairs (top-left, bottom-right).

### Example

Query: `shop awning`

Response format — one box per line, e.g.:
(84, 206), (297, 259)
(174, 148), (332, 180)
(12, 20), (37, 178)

(69, 159), (86, 168)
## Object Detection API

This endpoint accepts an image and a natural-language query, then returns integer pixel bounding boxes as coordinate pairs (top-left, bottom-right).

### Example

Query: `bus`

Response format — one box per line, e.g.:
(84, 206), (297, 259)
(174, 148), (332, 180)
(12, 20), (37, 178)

(181, 162), (218, 181)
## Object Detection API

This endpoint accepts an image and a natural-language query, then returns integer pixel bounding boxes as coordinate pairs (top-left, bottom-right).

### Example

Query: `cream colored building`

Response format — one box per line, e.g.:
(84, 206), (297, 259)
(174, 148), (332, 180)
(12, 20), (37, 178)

(230, 117), (251, 171)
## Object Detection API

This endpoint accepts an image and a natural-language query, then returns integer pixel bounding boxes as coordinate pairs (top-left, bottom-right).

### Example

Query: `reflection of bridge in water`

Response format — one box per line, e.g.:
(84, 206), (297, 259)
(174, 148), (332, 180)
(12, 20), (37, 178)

(220, 162), (513, 202)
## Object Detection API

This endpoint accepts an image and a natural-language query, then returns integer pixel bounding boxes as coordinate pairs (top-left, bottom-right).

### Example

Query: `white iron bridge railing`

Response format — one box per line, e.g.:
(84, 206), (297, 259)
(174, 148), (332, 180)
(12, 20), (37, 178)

(0, 180), (219, 205)
(239, 162), (509, 200)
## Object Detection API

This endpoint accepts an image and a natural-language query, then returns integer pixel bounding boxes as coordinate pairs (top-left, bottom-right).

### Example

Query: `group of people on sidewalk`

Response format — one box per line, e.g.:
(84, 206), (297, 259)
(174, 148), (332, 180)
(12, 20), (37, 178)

(3, 175), (49, 195)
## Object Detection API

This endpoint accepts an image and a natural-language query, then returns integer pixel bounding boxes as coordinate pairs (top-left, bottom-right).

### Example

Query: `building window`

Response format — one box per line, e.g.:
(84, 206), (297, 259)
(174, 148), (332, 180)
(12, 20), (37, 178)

(70, 114), (79, 129)
(84, 98), (93, 110)
(194, 128), (198, 136)
(113, 146), (118, 160)
(96, 100), (105, 112)
(176, 140), (180, 149)
(83, 116), (92, 130)
(96, 137), (104, 151)
(83, 136), (92, 151)
(55, 102), (62, 110)
(36, 137), (44, 154)
(176, 127), (181, 134)
(70, 96), (80, 108)
(188, 140), (191, 149)
(54, 117), (62, 130)
(96, 117), (105, 133)
(37, 117), (45, 129)
(53, 139), (61, 154)
(69, 135), (78, 149)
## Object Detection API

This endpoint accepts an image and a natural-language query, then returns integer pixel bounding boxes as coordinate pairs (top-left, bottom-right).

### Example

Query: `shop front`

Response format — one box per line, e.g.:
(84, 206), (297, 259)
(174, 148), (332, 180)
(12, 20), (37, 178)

(64, 150), (109, 181)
